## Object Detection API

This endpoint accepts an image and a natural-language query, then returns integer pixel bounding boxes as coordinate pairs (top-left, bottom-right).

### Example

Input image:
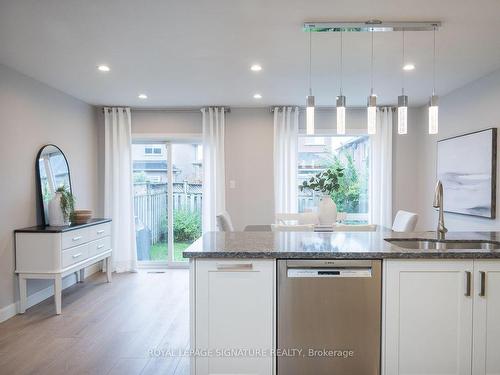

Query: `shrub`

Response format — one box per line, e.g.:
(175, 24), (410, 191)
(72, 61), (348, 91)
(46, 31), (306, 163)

(173, 210), (202, 242)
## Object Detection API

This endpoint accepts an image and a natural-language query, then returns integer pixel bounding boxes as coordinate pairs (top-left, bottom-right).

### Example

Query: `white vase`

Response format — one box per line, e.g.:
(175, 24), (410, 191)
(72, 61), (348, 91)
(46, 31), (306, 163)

(318, 195), (337, 225)
(48, 192), (69, 226)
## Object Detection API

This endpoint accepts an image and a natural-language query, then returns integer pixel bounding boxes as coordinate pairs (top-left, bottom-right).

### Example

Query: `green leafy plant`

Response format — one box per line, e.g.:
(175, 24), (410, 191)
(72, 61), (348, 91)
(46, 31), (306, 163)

(56, 185), (75, 222)
(173, 210), (201, 242)
(159, 209), (201, 243)
(299, 167), (344, 195)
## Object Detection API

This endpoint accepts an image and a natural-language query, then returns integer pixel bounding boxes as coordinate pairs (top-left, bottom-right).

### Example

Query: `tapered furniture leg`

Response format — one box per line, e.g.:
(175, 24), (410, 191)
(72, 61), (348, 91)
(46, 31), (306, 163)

(106, 257), (112, 282)
(79, 269), (85, 283)
(54, 275), (62, 315)
(19, 275), (27, 314)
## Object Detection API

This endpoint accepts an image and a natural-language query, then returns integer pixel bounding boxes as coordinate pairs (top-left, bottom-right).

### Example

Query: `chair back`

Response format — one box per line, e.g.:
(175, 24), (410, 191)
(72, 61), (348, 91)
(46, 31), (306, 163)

(392, 210), (419, 232)
(216, 211), (235, 232)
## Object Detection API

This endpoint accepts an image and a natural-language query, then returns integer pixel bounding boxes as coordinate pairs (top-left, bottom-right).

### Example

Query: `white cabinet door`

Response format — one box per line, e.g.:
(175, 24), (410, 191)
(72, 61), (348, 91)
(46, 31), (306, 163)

(195, 259), (275, 375)
(384, 260), (473, 375)
(472, 260), (500, 375)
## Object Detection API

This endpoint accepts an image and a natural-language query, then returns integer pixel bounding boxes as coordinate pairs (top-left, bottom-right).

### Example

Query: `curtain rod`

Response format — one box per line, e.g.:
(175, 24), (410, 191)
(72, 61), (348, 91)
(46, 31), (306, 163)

(269, 105), (396, 112)
(100, 106), (231, 113)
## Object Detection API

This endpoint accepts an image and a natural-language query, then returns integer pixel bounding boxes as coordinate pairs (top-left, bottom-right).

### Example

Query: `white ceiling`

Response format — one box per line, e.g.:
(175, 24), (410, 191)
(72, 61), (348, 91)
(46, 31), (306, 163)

(1, 0), (500, 107)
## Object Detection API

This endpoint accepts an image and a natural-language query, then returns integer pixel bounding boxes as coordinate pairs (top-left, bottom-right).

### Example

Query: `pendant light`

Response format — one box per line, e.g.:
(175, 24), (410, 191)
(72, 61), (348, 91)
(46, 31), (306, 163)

(429, 26), (439, 134)
(306, 31), (315, 135)
(336, 31), (346, 135)
(367, 29), (377, 134)
(398, 29), (409, 134)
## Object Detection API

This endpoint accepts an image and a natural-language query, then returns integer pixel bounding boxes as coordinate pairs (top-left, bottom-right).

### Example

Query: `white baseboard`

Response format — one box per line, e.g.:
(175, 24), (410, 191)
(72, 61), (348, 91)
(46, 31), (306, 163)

(0, 264), (102, 323)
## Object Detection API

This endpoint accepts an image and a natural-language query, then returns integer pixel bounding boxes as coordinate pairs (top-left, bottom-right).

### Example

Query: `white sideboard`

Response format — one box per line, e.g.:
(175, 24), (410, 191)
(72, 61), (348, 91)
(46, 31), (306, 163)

(15, 218), (113, 315)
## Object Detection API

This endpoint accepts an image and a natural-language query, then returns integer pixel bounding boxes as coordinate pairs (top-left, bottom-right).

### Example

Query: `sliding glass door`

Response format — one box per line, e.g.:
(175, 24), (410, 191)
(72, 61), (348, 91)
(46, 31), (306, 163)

(133, 141), (202, 266)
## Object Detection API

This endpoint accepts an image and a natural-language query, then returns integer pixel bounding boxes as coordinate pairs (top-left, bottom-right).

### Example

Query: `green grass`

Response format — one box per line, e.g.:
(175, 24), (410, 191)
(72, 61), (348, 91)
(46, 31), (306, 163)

(149, 241), (191, 262)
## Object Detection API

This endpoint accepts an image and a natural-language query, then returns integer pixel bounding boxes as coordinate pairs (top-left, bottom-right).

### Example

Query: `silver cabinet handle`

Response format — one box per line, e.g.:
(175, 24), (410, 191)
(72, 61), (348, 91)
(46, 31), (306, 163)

(464, 271), (471, 297)
(97, 244), (105, 249)
(479, 271), (486, 297)
(97, 230), (105, 234)
(216, 263), (253, 271)
(72, 236), (82, 241)
(72, 253), (82, 258)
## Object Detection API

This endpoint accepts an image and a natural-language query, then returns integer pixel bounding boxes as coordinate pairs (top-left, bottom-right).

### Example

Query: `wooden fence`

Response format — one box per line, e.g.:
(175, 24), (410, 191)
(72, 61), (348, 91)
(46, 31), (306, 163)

(134, 182), (202, 245)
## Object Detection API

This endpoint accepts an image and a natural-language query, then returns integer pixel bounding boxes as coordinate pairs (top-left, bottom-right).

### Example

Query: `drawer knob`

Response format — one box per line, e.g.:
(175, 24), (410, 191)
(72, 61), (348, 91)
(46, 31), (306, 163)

(72, 236), (83, 241)
(97, 230), (105, 235)
(97, 244), (105, 249)
(72, 253), (82, 258)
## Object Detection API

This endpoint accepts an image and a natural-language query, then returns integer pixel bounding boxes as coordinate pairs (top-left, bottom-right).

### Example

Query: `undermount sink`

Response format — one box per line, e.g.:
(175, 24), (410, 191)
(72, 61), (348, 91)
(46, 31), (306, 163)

(386, 239), (499, 251)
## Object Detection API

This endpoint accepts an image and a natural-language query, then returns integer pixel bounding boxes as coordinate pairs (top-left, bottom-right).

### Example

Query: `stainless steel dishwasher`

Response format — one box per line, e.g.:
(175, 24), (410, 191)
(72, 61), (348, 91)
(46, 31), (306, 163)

(277, 259), (382, 375)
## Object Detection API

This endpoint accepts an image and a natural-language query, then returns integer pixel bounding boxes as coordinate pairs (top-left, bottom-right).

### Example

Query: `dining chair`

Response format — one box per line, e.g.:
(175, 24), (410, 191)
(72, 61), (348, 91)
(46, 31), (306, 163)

(392, 210), (419, 232)
(216, 211), (235, 232)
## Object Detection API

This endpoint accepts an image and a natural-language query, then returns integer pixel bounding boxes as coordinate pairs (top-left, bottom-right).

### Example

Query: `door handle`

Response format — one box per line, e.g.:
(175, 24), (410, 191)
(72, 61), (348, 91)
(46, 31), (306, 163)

(464, 271), (471, 297)
(479, 271), (486, 297)
(72, 253), (82, 258)
(72, 236), (82, 241)
(97, 244), (105, 249)
(97, 230), (105, 235)
(216, 263), (253, 271)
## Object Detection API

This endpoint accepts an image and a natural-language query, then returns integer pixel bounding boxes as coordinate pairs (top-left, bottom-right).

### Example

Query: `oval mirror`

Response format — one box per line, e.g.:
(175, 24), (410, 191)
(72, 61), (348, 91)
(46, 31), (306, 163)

(36, 144), (72, 226)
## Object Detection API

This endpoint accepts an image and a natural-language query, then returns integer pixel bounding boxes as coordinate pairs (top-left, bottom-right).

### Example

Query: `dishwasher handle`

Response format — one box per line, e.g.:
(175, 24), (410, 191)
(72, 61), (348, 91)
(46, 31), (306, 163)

(287, 267), (372, 278)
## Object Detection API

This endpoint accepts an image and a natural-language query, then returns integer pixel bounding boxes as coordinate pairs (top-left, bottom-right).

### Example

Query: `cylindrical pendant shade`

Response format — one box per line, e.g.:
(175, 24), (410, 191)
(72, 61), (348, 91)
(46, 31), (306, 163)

(306, 95), (315, 135)
(367, 95), (377, 134)
(336, 95), (346, 135)
(429, 95), (439, 134)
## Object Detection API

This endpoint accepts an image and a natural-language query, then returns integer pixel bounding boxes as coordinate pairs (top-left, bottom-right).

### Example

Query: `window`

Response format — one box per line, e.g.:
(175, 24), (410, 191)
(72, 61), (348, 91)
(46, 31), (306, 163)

(144, 146), (162, 155)
(298, 135), (369, 223)
(133, 142), (202, 266)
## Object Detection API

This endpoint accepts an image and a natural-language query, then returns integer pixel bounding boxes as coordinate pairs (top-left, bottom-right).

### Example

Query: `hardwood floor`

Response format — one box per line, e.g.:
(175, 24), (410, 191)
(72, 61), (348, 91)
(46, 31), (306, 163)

(0, 270), (190, 375)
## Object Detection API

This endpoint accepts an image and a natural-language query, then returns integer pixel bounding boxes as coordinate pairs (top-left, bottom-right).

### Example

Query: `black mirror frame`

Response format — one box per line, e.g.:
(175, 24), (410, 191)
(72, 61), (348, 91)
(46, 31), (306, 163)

(35, 144), (73, 226)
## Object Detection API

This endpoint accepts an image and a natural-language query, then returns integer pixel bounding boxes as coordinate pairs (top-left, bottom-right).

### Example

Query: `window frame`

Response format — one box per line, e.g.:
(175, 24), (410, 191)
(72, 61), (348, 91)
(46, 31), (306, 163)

(297, 129), (371, 224)
(132, 133), (203, 269)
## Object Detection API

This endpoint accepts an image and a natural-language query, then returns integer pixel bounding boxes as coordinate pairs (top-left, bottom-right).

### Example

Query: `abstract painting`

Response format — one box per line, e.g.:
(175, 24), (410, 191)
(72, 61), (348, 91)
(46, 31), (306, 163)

(437, 128), (497, 218)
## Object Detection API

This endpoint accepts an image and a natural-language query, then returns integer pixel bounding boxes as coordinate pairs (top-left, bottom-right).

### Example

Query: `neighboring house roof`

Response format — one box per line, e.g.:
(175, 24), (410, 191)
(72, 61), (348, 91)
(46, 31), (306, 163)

(133, 160), (180, 173)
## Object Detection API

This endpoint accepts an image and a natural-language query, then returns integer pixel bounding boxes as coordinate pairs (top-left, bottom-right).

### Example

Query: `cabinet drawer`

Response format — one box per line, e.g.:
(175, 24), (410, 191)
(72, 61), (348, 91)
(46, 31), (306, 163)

(62, 244), (89, 268)
(62, 228), (89, 249)
(88, 236), (111, 258)
(88, 223), (111, 242)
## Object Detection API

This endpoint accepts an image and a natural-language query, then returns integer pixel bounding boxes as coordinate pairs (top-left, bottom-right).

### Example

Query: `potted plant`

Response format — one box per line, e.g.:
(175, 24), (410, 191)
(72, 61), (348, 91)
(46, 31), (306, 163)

(299, 167), (344, 225)
(48, 185), (75, 226)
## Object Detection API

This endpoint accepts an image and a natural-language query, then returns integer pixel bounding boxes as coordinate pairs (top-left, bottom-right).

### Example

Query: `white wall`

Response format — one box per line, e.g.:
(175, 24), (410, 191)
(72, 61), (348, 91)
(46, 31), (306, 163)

(410, 69), (500, 231)
(0, 64), (99, 312)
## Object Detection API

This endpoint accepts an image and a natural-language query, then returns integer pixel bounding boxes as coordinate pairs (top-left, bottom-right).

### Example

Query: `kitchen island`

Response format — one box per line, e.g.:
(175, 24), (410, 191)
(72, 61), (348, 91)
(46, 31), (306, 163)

(184, 230), (500, 375)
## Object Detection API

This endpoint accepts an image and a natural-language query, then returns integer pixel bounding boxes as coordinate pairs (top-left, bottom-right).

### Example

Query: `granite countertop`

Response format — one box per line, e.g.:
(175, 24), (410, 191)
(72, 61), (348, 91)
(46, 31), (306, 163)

(183, 229), (500, 259)
(14, 218), (112, 233)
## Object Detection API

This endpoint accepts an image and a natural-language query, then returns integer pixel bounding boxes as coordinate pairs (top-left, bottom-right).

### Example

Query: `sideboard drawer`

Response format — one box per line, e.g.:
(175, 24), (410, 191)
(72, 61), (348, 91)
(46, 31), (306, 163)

(62, 243), (89, 268)
(62, 228), (89, 249)
(88, 236), (111, 258)
(88, 223), (111, 242)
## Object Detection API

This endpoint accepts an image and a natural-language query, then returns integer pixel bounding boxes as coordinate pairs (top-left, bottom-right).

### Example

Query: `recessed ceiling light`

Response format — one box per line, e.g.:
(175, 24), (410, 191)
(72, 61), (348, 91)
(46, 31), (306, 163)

(250, 64), (262, 72)
(97, 65), (110, 72)
(403, 63), (415, 71)
(253, 93), (262, 99)
(138, 94), (148, 99)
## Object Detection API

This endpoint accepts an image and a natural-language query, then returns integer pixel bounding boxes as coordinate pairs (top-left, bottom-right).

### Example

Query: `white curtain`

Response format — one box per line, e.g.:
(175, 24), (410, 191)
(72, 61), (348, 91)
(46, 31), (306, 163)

(104, 107), (137, 272)
(369, 107), (393, 228)
(273, 106), (299, 214)
(201, 107), (226, 233)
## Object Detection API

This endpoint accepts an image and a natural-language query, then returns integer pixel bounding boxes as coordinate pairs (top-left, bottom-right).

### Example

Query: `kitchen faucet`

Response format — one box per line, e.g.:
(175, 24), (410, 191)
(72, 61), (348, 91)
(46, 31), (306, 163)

(433, 180), (448, 239)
